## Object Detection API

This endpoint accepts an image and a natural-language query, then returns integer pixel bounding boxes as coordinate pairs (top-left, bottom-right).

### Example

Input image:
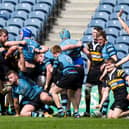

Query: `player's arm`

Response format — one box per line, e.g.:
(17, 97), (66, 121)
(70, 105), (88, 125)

(115, 55), (129, 67)
(44, 64), (53, 90)
(4, 40), (26, 47)
(35, 45), (49, 53)
(18, 47), (26, 72)
(96, 87), (110, 109)
(13, 97), (20, 116)
(61, 40), (82, 51)
(117, 10), (129, 34)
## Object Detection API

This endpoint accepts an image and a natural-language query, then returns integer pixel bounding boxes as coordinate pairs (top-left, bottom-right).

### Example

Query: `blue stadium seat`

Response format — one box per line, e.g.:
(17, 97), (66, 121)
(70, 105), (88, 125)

(19, 0), (36, 5)
(7, 18), (24, 28)
(96, 4), (113, 14)
(119, 29), (129, 36)
(117, 51), (127, 60)
(8, 33), (16, 41)
(114, 5), (129, 15)
(28, 11), (47, 23)
(37, 0), (56, 6)
(81, 35), (93, 43)
(99, 0), (116, 7)
(0, 3), (14, 13)
(92, 11), (109, 22)
(33, 3), (51, 16)
(123, 67), (129, 75)
(24, 18), (43, 29)
(110, 12), (127, 21)
(5, 26), (20, 36)
(0, 18), (7, 28)
(116, 36), (129, 44)
(11, 11), (28, 20)
(0, 10), (10, 20)
(105, 27), (119, 38)
(15, 3), (32, 13)
(106, 20), (122, 30)
(117, 0), (129, 6)
(122, 61), (129, 69)
(84, 27), (93, 35)
(106, 35), (116, 44)
(2, 0), (19, 5)
(88, 19), (106, 29)
(115, 43), (129, 54)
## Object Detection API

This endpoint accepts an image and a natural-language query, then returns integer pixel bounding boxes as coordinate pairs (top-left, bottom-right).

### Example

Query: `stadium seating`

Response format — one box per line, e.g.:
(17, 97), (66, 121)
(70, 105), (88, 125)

(0, 18), (7, 28)
(117, 0), (129, 6)
(115, 43), (129, 54)
(28, 11), (47, 23)
(81, 35), (92, 43)
(19, 0), (36, 5)
(92, 11), (109, 22)
(119, 29), (129, 36)
(106, 20), (122, 30)
(114, 5), (129, 15)
(106, 35), (116, 44)
(5, 26), (20, 36)
(110, 12), (127, 21)
(33, 3), (51, 16)
(122, 61), (129, 69)
(96, 4), (113, 14)
(11, 11), (28, 20)
(15, 3), (32, 13)
(24, 18), (43, 29)
(83, 27), (93, 35)
(105, 27), (119, 38)
(117, 50), (127, 60)
(2, 0), (19, 5)
(0, 10), (10, 20)
(0, 3), (14, 13)
(7, 18), (24, 28)
(88, 19), (106, 29)
(116, 36), (129, 44)
(8, 33), (16, 41)
(99, 0), (116, 7)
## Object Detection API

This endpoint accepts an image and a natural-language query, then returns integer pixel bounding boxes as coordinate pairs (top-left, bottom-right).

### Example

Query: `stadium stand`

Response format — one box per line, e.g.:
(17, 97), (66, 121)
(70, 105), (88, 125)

(105, 28), (119, 38)
(2, 0), (19, 5)
(19, 0), (36, 5)
(11, 11), (28, 20)
(0, 18), (7, 28)
(7, 18), (24, 28)
(15, 3), (32, 13)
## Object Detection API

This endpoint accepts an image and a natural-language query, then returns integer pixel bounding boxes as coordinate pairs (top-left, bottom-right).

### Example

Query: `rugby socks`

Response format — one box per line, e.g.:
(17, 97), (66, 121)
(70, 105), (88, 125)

(100, 96), (109, 116)
(31, 112), (44, 117)
(73, 112), (80, 118)
(58, 107), (65, 117)
(60, 93), (68, 111)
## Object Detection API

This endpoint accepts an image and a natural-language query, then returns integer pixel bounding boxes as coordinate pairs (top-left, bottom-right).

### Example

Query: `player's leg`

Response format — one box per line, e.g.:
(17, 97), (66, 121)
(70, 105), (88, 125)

(109, 108), (123, 119)
(84, 83), (92, 116)
(20, 104), (35, 117)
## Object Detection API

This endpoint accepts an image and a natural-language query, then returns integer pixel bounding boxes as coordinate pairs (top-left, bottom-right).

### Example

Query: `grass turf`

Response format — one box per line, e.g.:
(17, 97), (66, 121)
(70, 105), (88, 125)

(0, 116), (129, 129)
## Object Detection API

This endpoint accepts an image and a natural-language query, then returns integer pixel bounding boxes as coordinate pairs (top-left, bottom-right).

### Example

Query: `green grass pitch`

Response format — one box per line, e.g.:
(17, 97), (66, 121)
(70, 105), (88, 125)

(0, 116), (129, 129)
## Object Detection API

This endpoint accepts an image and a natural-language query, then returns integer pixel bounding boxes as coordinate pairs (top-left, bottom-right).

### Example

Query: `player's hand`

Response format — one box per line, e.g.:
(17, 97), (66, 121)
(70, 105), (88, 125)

(95, 104), (102, 109)
(44, 84), (48, 91)
(117, 10), (124, 17)
(21, 41), (26, 45)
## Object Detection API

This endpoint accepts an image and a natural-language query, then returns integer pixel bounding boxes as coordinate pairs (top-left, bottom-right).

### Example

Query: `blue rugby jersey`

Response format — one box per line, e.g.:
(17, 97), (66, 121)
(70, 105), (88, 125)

(12, 78), (43, 100)
(22, 39), (40, 61)
(102, 42), (117, 60)
(59, 39), (84, 65)
(53, 53), (78, 75)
